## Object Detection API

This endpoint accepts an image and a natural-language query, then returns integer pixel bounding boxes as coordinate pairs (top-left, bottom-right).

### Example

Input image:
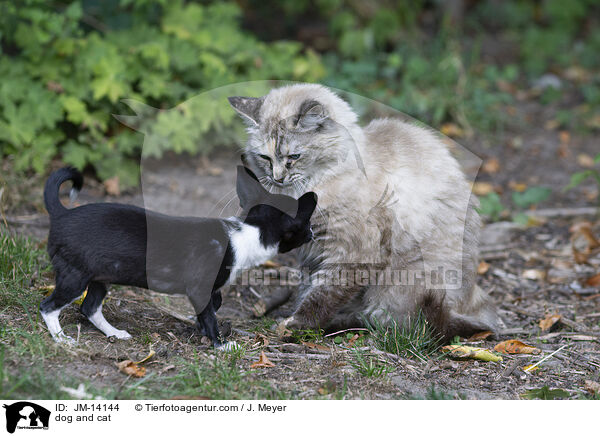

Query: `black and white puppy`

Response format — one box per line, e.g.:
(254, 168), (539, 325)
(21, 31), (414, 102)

(40, 166), (317, 349)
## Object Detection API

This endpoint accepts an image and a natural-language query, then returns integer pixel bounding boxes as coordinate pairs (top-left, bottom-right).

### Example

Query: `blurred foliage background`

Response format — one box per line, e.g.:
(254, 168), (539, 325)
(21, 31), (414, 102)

(0, 0), (599, 187)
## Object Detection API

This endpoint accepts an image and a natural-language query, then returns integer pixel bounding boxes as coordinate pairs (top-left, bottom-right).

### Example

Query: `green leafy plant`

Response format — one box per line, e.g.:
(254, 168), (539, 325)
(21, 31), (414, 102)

(0, 0), (324, 187)
(565, 153), (600, 203)
(477, 192), (505, 222)
(511, 186), (552, 209)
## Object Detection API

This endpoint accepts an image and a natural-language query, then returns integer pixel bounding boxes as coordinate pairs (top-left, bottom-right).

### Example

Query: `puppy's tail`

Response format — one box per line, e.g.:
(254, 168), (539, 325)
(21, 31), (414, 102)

(43, 167), (83, 217)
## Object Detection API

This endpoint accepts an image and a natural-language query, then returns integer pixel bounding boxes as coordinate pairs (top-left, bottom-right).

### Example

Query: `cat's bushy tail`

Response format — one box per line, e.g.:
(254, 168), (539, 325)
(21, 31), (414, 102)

(420, 290), (499, 342)
(44, 167), (83, 217)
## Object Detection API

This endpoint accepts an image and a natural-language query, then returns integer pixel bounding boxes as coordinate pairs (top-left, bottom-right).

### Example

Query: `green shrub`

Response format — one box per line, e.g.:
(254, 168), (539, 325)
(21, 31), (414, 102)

(0, 0), (324, 187)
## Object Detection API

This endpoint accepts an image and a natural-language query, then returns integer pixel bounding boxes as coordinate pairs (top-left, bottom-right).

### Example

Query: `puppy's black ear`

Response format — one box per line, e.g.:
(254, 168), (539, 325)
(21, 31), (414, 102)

(236, 166), (268, 209)
(228, 96), (264, 126)
(296, 191), (318, 221)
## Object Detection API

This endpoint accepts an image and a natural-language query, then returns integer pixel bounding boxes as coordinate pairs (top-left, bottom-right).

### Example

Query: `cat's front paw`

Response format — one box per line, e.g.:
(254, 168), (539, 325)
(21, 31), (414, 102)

(276, 316), (301, 337)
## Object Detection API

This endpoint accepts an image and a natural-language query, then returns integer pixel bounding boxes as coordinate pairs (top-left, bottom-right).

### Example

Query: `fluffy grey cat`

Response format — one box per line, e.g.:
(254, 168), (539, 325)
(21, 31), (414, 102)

(228, 84), (500, 339)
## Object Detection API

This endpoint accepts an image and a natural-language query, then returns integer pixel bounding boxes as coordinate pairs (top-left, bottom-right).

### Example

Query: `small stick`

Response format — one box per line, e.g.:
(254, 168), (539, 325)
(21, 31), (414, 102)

(324, 328), (369, 338)
(524, 344), (569, 373)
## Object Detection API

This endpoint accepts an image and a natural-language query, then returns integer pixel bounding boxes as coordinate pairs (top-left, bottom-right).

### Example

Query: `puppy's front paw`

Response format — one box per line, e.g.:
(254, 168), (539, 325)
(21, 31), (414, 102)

(111, 330), (132, 340)
(55, 333), (78, 346)
(216, 341), (240, 352)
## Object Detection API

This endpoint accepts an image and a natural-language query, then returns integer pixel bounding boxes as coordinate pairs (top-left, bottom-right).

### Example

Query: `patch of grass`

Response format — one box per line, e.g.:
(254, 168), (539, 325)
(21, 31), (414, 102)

(410, 385), (464, 400)
(0, 228), (49, 310)
(349, 348), (392, 378)
(249, 317), (277, 334)
(521, 386), (571, 400)
(0, 311), (57, 362)
(115, 353), (286, 400)
(292, 327), (324, 343)
(365, 312), (442, 362)
(0, 347), (106, 400)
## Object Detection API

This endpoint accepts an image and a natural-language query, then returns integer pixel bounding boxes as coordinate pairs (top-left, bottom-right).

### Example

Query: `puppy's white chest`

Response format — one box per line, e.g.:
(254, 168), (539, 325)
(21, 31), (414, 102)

(229, 224), (277, 281)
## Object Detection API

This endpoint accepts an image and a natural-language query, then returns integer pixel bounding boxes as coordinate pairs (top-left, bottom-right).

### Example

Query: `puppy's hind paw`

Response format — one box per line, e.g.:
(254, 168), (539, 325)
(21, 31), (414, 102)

(216, 341), (241, 352)
(110, 330), (132, 340)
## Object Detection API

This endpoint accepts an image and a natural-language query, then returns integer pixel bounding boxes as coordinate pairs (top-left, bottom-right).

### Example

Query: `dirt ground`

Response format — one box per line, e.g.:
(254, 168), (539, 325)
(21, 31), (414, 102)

(2, 97), (599, 400)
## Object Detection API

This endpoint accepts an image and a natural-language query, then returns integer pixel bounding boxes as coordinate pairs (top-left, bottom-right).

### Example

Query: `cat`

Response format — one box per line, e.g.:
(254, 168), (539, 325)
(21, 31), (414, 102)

(40, 166), (317, 348)
(228, 83), (501, 340)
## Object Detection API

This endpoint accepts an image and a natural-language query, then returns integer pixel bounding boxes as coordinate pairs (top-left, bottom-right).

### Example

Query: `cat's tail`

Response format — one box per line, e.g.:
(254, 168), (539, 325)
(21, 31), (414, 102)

(420, 290), (501, 342)
(43, 167), (83, 217)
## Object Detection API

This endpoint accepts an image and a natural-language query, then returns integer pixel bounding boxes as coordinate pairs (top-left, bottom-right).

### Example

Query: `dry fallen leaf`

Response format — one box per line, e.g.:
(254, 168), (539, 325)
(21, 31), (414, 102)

(477, 261), (490, 275)
(117, 360), (146, 378)
(250, 351), (275, 368)
(522, 364), (540, 373)
(466, 331), (493, 342)
(302, 341), (330, 351)
(440, 123), (464, 138)
(585, 273), (600, 288)
(539, 314), (562, 332)
(103, 176), (120, 196)
(472, 182), (495, 196)
(494, 339), (541, 355)
(508, 181), (528, 192)
(346, 334), (360, 347)
(441, 345), (502, 362)
(577, 153), (596, 168)
(522, 269), (546, 281)
(584, 380), (600, 395)
(482, 158), (500, 174)
(262, 260), (281, 268)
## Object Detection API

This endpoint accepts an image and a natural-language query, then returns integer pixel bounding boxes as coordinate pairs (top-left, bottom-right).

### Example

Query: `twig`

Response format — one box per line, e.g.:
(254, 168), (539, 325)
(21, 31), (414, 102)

(524, 207), (598, 218)
(264, 352), (332, 360)
(524, 344), (569, 373)
(324, 328), (369, 338)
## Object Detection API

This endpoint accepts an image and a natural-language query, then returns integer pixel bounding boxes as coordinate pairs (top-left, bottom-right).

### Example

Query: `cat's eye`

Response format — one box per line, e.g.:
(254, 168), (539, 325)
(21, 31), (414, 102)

(288, 154), (301, 160)
(258, 154), (272, 161)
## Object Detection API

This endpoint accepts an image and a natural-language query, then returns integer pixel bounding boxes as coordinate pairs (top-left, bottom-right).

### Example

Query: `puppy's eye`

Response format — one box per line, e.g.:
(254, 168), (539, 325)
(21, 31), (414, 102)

(288, 154), (301, 160)
(283, 231), (293, 240)
(258, 154), (272, 161)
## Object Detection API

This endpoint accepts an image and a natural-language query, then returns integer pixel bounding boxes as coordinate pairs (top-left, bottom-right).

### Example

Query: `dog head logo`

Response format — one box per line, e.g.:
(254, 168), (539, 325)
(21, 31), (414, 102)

(3, 402), (50, 433)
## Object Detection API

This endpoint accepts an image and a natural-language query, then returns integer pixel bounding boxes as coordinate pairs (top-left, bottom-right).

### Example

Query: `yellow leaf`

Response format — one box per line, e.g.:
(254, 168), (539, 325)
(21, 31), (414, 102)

(117, 360), (146, 378)
(135, 348), (155, 365)
(494, 339), (541, 355)
(523, 364), (540, 373)
(441, 345), (502, 362)
(440, 123), (464, 138)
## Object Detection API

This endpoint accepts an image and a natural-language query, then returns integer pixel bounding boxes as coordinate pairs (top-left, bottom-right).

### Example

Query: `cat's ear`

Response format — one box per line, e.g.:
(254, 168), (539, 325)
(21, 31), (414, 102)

(236, 166), (268, 209)
(296, 100), (328, 131)
(296, 192), (318, 221)
(228, 96), (264, 126)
